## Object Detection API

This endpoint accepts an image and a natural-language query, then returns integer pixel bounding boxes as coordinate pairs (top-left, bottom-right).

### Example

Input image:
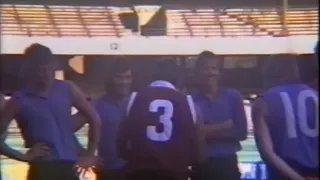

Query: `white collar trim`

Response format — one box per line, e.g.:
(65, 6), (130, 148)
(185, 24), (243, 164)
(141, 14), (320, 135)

(149, 80), (177, 90)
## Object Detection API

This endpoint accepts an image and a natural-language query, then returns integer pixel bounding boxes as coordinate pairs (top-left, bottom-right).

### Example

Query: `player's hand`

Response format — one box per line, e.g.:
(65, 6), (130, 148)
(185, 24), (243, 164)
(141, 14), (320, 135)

(25, 143), (51, 162)
(73, 155), (102, 177)
(91, 157), (104, 174)
(77, 147), (88, 157)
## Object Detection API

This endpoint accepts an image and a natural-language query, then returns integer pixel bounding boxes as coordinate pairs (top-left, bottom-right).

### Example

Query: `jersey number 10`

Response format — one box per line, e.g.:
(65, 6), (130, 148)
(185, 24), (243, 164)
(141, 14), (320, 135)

(280, 90), (318, 139)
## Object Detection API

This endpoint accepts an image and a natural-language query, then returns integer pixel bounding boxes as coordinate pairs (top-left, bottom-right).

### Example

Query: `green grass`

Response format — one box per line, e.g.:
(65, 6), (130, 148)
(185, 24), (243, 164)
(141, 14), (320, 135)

(1, 122), (261, 180)
(1, 134), (262, 179)
(2, 135), (261, 165)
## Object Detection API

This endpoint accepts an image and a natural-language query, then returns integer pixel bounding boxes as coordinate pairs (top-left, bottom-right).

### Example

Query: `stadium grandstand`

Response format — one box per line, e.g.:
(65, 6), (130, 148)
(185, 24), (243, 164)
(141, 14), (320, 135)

(0, 0), (318, 179)
(0, 4), (318, 37)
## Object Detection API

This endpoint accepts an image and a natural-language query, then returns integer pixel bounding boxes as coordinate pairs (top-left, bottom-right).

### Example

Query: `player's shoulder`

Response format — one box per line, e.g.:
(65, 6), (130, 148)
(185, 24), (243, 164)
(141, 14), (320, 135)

(53, 79), (77, 93)
(262, 84), (291, 96)
(61, 79), (76, 87)
(12, 86), (30, 100)
(86, 96), (101, 107)
(222, 87), (241, 95)
(222, 87), (243, 99)
(297, 83), (318, 92)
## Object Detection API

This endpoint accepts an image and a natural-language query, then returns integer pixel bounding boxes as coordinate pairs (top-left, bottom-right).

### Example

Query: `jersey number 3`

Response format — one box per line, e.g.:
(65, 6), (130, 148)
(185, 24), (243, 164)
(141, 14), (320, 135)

(280, 90), (318, 138)
(147, 99), (174, 142)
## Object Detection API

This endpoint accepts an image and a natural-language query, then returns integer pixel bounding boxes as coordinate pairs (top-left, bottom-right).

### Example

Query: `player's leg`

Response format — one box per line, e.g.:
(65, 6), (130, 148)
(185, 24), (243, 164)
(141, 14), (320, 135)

(57, 161), (79, 180)
(193, 156), (241, 180)
(266, 165), (288, 180)
(216, 155), (241, 180)
(27, 162), (57, 180)
(191, 159), (216, 180)
(126, 170), (177, 180)
(97, 168), (127, 180)
(125, 170), (151, 180)
(266, 161), (319, 180)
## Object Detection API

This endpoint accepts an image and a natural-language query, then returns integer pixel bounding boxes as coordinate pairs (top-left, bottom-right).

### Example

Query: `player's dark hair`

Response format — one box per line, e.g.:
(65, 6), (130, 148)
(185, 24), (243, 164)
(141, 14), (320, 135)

(262, 54), (300, 88)
(109, 59), (132, 77)
(105, 59), (132, 93)
(24, 43), (54, 66)
(195, 51), (220, 70)
(152, 59), (181, 86)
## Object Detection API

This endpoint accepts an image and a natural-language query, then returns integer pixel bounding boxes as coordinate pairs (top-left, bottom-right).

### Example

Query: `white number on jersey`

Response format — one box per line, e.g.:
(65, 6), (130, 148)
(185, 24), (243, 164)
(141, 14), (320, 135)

(147, 99), (174, 142)
(280, 89), (318, 138)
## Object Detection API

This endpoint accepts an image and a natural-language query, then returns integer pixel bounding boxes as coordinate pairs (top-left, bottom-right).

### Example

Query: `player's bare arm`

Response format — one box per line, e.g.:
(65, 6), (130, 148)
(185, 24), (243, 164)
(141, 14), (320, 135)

(206, 92), (247, 142)
(73, 112), (88, 132)
(190, 103), (231, 163)
(0, 96), (19, 135)
(202, 120), (233, 137)
(72, 97), (92, 132)
(0, 96), (30, 161)
(0, 130), (50, 162)
(71, 113), (88, 156)
(193, 101), (234, 137)
(252, 98), (305, 180)
(67, 80), (101, 156)
(0, 96), (50, 162)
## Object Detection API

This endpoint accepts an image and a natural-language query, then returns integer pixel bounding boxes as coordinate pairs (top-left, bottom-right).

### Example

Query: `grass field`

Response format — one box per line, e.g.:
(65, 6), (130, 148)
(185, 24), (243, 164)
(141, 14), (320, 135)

(1, 135), (261, 180)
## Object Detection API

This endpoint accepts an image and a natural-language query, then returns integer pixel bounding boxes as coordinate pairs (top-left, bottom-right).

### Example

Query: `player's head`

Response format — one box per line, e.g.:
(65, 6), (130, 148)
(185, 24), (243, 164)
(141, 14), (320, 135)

(106, 59), (132, 96)
(262, 54), (300, 88)
(194, 51), (221, 90)
(151, 59), (181, 86)
(24, 43), (55, 88)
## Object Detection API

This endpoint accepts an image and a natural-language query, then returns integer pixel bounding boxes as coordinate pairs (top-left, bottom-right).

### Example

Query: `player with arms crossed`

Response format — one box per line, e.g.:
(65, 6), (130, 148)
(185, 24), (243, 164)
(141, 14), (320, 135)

(117, 61), (231, 180)
(191, 51), (247, 180)
(252, 55), (318, 180)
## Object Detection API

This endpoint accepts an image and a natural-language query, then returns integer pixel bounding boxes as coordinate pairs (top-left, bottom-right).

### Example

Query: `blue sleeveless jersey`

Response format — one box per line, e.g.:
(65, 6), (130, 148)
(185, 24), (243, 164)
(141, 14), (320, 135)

(14, 80), (78, 161)
(262, 83), (318, 168)
(93, 96), (127, 170)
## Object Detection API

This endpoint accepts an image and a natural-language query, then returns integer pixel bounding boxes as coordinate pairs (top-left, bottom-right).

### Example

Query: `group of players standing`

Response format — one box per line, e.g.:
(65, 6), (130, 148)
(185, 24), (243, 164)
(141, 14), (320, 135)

(0, 43), (318, 180)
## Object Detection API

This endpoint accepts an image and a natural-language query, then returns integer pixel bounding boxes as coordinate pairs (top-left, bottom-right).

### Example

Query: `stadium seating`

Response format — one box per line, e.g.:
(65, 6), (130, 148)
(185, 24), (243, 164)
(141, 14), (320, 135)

(166, 7), (318, 37)
(0, 4), (318, 37)
(223, 8), (318, 36)
(0, 4), (131, 36)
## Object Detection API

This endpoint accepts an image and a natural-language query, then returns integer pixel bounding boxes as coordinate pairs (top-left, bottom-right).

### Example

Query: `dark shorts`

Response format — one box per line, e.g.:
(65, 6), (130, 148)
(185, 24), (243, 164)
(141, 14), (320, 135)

(192, 155), (241, 180)
(96, 167), (127, 180)
(266, 159), (318, 180)
(27, 160), (79, 180)
(125, 170), (179, 180)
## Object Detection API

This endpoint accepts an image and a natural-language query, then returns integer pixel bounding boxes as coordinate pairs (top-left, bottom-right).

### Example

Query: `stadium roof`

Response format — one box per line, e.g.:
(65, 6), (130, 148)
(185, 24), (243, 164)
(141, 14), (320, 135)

(1, 0), (318, 7)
